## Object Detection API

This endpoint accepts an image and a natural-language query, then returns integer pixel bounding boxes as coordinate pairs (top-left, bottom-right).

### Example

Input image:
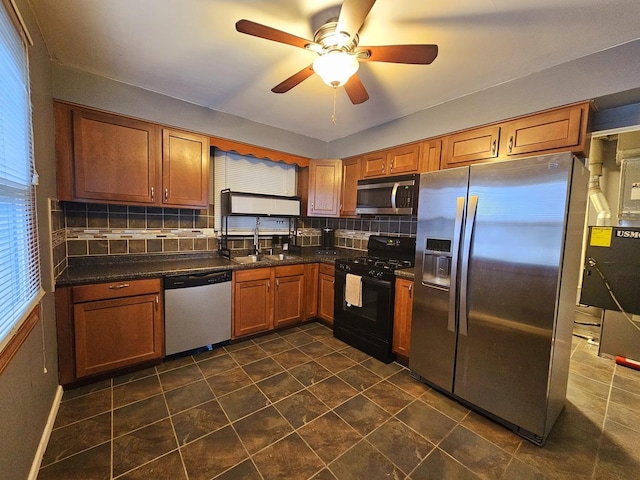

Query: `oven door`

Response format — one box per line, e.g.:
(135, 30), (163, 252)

(333, 269), (395, 361)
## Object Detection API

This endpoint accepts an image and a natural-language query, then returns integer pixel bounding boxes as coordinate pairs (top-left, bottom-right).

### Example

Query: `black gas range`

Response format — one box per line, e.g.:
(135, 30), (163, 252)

(334, 236), (416, 363)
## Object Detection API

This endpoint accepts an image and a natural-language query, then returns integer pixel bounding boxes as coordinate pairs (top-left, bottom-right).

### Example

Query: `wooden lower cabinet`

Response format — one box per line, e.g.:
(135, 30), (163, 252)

(273, 265), (305, 328)
(392, 278), (414, 358)
(55, 278), (163, 385)
(318, 263), (335, 324)
(233, 268), (273, 338)
(304, 263), (319, 319)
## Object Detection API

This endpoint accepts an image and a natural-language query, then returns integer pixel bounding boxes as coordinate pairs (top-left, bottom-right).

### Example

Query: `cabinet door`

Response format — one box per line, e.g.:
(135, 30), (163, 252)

(392, 278), (414, 358)
(274, 273), (305, 327)
(233, 269), (272, 338)
(318, 264), (335, 324)
(304, 263), (319, 319)
(162, 128), (210, 208)
(361, 151), (387, 178)
(74, 293), (163, 378)
(341, 157), (361, 217)
(388, 143), (421, 175)
(421, 139), (442, 172)
(71, 108), (160, 204)
(502, 105), (585, 157)
(442, 125), (500, 168)
(308, 159), (342, 217)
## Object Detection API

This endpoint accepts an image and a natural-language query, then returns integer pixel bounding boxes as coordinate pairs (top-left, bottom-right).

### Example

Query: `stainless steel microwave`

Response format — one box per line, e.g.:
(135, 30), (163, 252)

(356, 174), (420, 215)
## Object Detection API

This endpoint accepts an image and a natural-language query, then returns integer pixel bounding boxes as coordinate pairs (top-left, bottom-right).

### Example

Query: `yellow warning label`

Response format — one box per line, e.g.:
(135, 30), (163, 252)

(590, 227), (613, 247)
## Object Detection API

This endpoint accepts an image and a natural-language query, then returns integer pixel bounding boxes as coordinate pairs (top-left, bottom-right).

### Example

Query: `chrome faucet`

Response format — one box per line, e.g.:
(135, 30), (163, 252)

(253, 219), (260, 255)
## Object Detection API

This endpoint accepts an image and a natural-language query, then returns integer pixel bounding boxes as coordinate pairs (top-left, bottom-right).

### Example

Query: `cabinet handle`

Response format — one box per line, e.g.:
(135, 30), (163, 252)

(276, 279), (280, 288)
(151, 187), (154, 201)
(164, 188), (169, 201)
(408, 283), (413, 298)
(508, 136), (514, 154)
(267, 280), (270, 291)
(390, 159), (394, 171)
(108, 283), (130, 290)
(155, 295), (159, 310)
(491, 139), (497, 155)
(311, 202), (314, 211)
(381, 162), (385, 172)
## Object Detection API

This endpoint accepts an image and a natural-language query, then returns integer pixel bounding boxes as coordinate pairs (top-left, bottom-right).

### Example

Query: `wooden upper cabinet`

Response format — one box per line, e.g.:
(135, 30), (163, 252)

(387, 143), (421, 175)
(68, 107), (160, 205)
(361, 143), (422, 178)
(361, 151), (387, 178)
(421, 138), (442, 172)
(341, 157), (361, 217)
(501, 103), (589, 158)
(442, 125), (501, 168)
(55, 101), (210, 209)
(162, 129), (209, 208)
(308, 159), (342, 217)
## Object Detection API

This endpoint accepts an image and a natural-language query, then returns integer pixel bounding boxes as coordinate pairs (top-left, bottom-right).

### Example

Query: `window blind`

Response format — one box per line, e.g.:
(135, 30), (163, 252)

(214, 150), (296, 234)
(0, 1), (42, 353)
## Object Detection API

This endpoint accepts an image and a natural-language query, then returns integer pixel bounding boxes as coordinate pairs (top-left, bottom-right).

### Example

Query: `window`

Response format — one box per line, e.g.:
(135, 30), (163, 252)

(214, 150), (297, 234)
(0, 0), (42, 355)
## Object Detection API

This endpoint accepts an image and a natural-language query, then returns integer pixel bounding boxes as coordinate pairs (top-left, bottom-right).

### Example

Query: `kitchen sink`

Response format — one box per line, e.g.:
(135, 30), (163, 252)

(232, 253), (301, 264)
(264, 253), (300, 261)
(232, 254), (266, 264)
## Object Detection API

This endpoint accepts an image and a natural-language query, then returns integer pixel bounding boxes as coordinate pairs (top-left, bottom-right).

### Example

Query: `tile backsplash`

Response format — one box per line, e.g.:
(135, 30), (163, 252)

(51, 199), (417, 279)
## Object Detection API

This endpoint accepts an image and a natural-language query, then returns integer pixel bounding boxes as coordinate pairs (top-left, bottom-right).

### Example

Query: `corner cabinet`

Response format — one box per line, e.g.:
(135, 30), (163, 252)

(307, 159), (343, 217)
(55, 102), (209, 209)
(55, 278), (164, 385)
(340, 157), (361, 217)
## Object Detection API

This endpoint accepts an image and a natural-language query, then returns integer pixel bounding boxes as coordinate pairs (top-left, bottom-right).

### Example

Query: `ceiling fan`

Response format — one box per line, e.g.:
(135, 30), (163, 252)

(235, 0), (438, 105)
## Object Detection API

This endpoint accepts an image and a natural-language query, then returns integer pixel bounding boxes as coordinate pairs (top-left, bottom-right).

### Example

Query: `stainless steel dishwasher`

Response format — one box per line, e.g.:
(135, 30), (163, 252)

(164, 270), (232, 355)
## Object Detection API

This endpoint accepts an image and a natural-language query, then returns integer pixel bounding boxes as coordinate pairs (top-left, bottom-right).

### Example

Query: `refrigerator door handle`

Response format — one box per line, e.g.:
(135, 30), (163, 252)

(448, 196), (466, 333)
(459, 194), (478, 336)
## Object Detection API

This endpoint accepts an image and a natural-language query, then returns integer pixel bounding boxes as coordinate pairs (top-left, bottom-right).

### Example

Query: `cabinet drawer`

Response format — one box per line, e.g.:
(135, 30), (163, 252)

(274, 264), (305, 277)
(319, 263), (335, 276)
(72, 278), (161, 303)
(234, 267), (271, 282)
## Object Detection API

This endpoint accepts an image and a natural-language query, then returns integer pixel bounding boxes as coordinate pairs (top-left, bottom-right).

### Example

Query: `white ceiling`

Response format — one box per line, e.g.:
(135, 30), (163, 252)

(29, 0), (640, 142)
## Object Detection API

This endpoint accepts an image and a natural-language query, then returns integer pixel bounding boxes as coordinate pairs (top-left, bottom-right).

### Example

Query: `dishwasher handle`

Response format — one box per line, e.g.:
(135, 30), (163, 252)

(164, 270), (232, 289)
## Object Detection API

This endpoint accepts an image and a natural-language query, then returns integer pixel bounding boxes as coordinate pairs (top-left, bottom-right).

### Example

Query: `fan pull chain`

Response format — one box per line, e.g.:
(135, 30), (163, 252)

(331, 86), (337, 124)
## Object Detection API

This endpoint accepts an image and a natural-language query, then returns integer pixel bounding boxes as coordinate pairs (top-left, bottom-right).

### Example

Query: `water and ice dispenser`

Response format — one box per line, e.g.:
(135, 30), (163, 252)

(421, 238), (452, 288)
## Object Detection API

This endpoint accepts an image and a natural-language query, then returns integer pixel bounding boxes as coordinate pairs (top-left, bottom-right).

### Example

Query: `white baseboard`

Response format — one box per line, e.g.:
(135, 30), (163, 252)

(28, 385), (63, 480)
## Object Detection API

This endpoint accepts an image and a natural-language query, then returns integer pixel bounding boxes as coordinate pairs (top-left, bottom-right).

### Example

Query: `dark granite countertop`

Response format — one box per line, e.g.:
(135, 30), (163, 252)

(395, 268), (415, 280)
(55, 248), (363, 286)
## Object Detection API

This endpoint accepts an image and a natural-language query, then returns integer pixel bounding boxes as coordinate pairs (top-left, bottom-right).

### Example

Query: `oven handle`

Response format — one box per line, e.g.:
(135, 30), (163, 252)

(336, 270), (392, 288)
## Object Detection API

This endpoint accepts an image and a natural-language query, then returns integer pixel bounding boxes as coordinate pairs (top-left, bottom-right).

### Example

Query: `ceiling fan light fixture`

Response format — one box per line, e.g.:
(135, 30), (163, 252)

(313, 50), (359, 87)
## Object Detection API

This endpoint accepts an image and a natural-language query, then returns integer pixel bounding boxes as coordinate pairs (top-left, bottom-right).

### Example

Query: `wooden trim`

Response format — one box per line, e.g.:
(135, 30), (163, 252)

(210, 136), (310, 167)
(0, 303), (40, 376)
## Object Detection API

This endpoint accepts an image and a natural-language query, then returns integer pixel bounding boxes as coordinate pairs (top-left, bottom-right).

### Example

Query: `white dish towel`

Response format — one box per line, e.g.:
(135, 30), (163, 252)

(345, 273), (363, 307)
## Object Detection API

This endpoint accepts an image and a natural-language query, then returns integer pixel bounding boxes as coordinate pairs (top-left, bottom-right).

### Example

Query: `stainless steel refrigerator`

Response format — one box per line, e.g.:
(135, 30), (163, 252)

(410, 152), (588, 445)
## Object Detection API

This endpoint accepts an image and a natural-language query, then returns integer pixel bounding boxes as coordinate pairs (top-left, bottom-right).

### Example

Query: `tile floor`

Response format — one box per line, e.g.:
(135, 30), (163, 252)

(37, 322), (640, 480)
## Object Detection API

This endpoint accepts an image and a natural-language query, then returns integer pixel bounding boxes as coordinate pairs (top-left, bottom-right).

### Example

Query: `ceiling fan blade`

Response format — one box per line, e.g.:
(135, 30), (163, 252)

(271, 65), (315, 94)
(344, 74), (369, 104)
(236, 19), (315, 50)
(336, 0), (376, 43)
(360, 44), (439, 64)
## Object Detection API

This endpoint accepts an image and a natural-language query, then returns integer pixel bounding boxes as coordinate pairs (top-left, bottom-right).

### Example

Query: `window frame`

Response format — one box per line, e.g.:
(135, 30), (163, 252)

(0, 0), (44, 374)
